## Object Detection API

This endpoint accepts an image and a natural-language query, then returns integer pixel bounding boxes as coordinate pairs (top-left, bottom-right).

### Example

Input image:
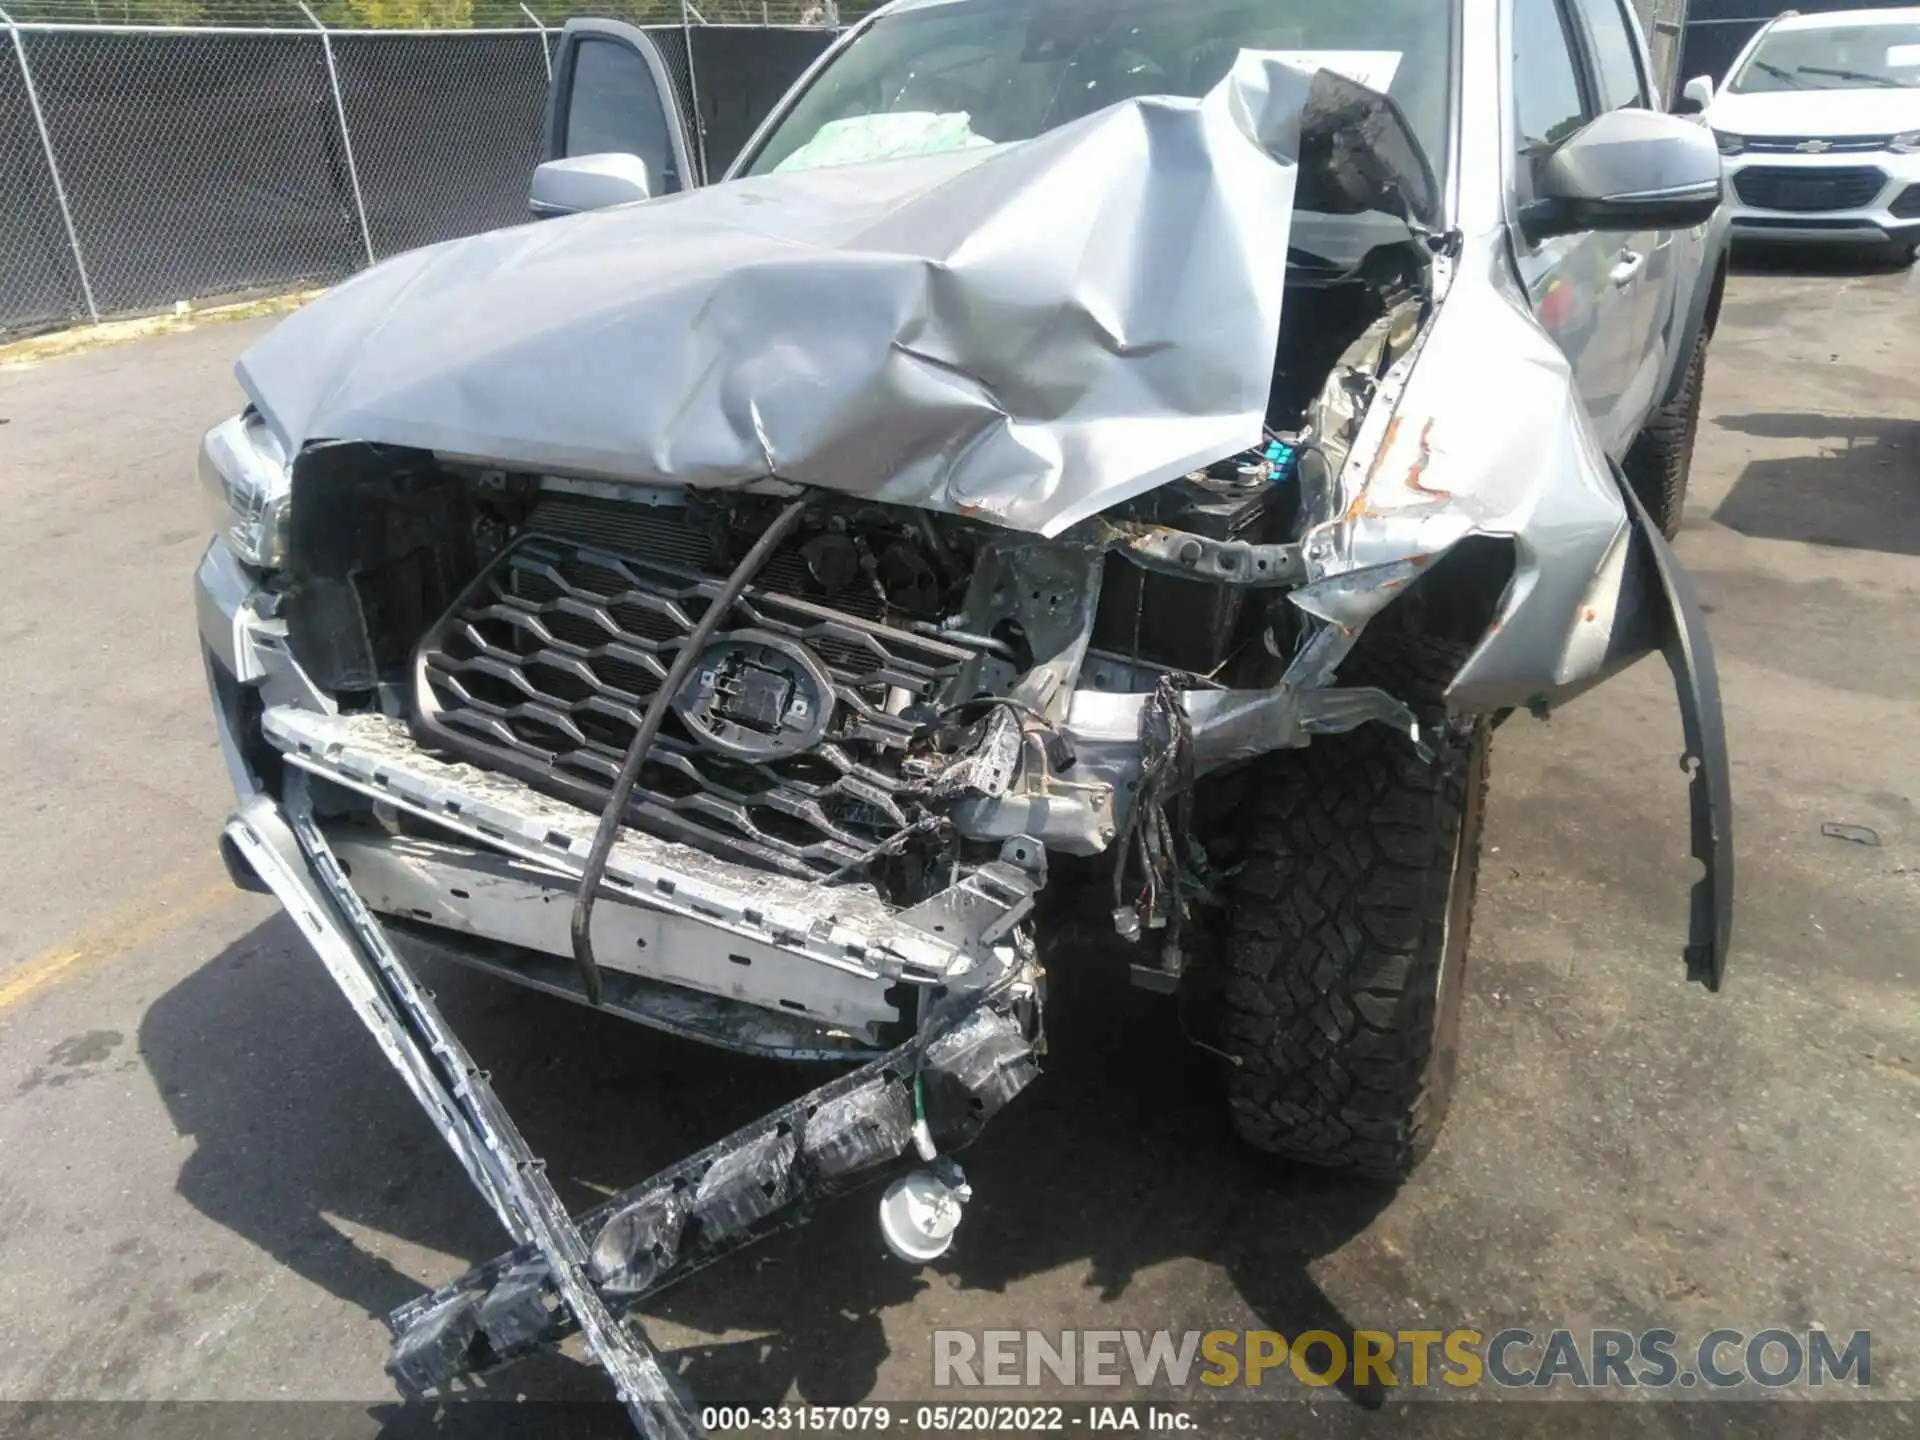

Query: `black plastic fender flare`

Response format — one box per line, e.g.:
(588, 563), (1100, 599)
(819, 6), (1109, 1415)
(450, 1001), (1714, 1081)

(1617, 476), (1734, 990)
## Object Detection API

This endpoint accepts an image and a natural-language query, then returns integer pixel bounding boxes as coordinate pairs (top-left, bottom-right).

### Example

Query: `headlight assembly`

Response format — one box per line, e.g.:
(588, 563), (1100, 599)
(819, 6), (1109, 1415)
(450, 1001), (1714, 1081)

(1713, 130), (1746, 157)
(1890, 130), (1920, 155)
(199, 412), (291, 569)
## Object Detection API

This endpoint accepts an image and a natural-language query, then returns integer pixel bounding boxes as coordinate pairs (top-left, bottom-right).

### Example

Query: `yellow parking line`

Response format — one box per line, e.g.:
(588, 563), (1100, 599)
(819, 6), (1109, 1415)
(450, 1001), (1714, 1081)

(0, 862), (241, 1013)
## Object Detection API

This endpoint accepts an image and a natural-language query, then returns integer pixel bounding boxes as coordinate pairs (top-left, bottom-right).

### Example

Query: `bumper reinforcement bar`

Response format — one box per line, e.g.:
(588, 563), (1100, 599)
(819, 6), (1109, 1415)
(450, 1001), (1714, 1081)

(223, 783), (1039, 1436)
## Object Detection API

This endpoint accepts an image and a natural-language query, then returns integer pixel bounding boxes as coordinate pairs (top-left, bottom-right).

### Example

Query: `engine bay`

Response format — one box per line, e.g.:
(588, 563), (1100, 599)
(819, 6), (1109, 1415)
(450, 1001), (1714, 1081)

(256, 254), (1434, 937)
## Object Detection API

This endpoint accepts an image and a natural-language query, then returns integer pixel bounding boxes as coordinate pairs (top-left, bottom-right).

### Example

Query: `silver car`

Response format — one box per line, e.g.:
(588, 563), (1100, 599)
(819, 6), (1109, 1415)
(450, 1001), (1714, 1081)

(196, 0), (1733, 1424)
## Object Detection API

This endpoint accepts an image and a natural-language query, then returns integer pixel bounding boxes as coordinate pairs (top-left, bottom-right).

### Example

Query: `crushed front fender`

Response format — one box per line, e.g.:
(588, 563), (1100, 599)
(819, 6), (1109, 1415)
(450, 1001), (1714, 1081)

(1297, 230), (1733, 987)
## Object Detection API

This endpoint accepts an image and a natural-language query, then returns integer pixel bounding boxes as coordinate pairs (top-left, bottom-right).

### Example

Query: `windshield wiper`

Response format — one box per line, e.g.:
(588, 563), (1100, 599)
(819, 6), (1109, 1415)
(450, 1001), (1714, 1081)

(1795, 65), (1910, 88)
(1751, 60), (1806, 87)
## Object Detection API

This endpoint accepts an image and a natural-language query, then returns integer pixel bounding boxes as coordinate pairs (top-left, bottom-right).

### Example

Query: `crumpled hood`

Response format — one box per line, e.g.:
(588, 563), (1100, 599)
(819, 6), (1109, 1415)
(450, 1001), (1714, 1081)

(238, 53), (1310, 538)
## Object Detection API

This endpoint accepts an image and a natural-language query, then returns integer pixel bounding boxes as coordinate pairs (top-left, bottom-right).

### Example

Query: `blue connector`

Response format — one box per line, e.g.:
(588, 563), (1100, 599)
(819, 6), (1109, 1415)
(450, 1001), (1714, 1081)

(1263, 440), (1296, 482)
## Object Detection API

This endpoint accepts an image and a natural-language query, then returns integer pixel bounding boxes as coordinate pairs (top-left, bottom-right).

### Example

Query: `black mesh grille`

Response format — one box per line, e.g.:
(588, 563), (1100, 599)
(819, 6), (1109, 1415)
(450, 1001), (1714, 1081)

(413, 516), (970, 879)
(1733, 165), (1888, 213)
(1891, 185), (1920, 221)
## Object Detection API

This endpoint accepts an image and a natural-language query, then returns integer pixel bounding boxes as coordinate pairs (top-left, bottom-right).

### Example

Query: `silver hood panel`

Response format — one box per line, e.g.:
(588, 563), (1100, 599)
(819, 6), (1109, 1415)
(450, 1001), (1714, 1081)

(237, 54), (1311, 538)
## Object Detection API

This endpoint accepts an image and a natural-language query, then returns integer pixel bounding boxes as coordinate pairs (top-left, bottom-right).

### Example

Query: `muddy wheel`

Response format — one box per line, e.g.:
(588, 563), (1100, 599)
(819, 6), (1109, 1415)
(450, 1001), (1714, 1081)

(1621, 324), (1707, 540)
(1217, 635), (1488, 1182)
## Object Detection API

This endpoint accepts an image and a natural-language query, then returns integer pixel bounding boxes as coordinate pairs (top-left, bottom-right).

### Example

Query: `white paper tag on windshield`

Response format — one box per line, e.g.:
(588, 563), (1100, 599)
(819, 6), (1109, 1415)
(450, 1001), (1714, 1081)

(1269, 50), (1404, 92)
(1886, 43), (1920, 68)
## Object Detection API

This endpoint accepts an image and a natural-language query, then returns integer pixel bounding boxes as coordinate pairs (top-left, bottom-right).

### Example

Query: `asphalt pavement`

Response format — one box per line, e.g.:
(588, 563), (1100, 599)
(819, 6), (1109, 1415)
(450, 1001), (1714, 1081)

(0, 256), (1915, 1432)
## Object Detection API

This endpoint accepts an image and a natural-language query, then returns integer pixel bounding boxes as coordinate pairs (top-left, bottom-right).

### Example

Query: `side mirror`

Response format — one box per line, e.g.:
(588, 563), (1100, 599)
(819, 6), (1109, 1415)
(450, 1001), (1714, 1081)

(1520, 109), (1722, 243)
(528, 153), (654, 218)
(1677, 75), (1715, 115)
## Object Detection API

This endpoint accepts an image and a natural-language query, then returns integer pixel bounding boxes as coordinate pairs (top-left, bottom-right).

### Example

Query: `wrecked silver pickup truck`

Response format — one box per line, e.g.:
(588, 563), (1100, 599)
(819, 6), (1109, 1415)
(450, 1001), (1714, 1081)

(194, 0), (1733, 1429)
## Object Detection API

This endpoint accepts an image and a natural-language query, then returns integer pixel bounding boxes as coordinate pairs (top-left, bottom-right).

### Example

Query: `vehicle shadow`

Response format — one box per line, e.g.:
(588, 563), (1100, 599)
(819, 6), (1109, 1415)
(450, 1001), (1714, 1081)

(1727, 242), (1915, 278)
(1709, 412), (1920, 556)
(137, 909), (1397, 1413)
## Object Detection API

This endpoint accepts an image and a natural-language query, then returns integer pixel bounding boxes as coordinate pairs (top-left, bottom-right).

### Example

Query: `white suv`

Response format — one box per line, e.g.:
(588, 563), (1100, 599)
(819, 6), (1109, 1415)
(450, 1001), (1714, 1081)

(1694, 6), (1920, 257)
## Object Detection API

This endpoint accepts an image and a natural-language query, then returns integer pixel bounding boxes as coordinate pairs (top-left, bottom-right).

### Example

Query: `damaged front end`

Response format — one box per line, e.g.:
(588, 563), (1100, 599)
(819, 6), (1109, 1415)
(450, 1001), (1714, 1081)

(194, 47), (1730, 1434)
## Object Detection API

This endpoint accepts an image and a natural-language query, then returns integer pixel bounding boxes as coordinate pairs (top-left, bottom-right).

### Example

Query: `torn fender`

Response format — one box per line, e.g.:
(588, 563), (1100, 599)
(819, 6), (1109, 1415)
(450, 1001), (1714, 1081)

(1301, 229), (1731, 987)
(1299, 235), (1641, 715)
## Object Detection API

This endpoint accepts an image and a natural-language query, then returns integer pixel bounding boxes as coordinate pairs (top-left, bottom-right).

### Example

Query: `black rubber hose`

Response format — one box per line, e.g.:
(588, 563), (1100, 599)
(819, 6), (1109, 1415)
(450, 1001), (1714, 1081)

(569, 495), (813, 1005)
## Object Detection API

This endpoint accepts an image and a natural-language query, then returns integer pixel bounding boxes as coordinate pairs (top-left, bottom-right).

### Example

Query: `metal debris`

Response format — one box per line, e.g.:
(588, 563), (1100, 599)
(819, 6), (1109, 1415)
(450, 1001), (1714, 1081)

(1822, 822), (1882, 847)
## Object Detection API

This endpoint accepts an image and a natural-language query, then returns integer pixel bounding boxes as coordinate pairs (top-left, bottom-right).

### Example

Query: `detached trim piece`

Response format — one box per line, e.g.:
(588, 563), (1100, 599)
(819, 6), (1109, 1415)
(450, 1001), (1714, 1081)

(1618, 480), (1734, 990)
(225, 792), (700, 1437)
(388, 1006), (1038, 1389)
(225, 787), (1039, 1431)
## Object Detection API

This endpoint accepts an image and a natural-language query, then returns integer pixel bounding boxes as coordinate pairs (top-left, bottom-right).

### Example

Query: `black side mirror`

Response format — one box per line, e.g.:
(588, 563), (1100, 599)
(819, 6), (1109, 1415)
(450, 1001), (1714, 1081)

(1521, 108), (1723, 243)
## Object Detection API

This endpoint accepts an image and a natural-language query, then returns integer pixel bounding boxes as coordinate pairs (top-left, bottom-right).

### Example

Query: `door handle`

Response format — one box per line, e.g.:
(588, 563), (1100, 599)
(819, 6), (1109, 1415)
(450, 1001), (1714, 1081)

(1609, 250), (1646, 288)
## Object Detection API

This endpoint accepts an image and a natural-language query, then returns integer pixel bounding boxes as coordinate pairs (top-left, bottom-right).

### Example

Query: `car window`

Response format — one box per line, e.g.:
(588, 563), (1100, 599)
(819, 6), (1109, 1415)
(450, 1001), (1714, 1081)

(1513, 0), (1590, 190)
(564, 37), (679, 188)
(741, 0), (1454, 194)
(1568, 0), (1647, 109)
(1728, 21), (1920, 93)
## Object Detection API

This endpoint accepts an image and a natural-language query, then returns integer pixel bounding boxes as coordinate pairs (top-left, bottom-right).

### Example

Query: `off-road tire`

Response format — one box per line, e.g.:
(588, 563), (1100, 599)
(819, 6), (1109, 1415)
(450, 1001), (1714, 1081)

(1219, 636), (1488, 1182)
(1621, 325), (1707, 540)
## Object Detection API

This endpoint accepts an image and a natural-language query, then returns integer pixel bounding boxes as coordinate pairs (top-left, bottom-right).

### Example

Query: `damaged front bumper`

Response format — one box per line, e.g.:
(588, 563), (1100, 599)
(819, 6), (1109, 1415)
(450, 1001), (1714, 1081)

(222, 763), (1040, 1433)
(202, 540), (1049, 1429)
(262, 705), (1043, 1055)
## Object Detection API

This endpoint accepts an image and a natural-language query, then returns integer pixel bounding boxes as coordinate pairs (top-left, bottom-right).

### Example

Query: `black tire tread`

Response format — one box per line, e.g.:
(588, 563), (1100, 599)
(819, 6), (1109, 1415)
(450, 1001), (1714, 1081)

(1622, 326), (1707, 540)
(1220, 635), (1487, 1181)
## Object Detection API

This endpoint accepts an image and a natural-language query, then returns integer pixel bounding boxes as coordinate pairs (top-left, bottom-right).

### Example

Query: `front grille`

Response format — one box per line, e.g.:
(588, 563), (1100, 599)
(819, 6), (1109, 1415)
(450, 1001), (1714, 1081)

(1744, 135), (1892, 154)
(1733, 165), (1888, 212)
(413, 510), (975, 880)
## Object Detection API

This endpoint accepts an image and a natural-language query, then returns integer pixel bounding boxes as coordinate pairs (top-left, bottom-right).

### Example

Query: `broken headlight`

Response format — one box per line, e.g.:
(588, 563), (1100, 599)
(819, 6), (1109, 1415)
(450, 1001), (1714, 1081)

(199, 411), (292, 569)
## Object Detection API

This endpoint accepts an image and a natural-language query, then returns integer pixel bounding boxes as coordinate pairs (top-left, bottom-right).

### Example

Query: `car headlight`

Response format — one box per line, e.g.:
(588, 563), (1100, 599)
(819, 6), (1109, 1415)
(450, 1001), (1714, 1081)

(1890, 130), (1920, 155)
(199, 412), (292, 569)
(1713, 130), (1746, 156)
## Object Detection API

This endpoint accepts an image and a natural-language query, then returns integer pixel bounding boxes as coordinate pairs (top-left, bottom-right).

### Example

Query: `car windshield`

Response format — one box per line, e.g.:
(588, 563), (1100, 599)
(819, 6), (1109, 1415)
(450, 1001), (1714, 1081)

(740, 0), (1451, 196)
(1729, 20), (1920, 92)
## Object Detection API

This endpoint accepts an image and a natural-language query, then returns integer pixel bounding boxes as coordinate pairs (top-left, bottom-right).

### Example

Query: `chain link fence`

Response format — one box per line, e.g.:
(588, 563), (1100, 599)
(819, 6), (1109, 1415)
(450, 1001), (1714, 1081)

(1, 0), (1726, 340)
(0, 4), (836, 335)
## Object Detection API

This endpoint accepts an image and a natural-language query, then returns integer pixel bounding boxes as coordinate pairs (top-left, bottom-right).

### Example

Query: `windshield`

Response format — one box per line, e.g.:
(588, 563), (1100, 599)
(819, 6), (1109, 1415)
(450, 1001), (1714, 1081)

(1729, 21), (1920, 93)
(741, 0), (1451, 188)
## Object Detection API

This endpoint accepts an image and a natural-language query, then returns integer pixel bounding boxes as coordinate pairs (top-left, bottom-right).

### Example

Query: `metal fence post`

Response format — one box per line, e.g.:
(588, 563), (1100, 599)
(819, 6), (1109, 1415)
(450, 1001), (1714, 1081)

(300, 1), (376, 268)
(680, 0), (707, 183)
(1, 9), (99, 322)
(519, 3), (550, 81)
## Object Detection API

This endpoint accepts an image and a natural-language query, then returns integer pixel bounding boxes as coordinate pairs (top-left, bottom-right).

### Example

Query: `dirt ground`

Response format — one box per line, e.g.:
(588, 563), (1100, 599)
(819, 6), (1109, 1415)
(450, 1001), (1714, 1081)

(0, 253), (1915, 1435)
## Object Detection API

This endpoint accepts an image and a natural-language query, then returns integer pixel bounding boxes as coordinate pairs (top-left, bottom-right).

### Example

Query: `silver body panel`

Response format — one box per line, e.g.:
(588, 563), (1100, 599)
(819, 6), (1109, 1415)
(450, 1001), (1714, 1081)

(187, 0), (1735, 1418)
(329, 831), (909, 1042)
(237, 53), (1310, 540)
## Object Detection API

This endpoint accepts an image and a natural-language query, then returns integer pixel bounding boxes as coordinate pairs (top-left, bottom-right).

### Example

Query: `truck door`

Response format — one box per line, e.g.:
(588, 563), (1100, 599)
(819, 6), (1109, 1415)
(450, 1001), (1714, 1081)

(540, 19), (700, 196)
(1565, 0), (1675, 433)
(1510, 0), (1652, 459)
